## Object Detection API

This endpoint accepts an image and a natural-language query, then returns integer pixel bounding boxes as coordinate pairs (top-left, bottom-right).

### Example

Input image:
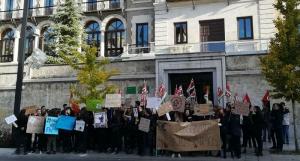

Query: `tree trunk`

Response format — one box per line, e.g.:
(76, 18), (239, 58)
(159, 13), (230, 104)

(292, 99), (299, 152)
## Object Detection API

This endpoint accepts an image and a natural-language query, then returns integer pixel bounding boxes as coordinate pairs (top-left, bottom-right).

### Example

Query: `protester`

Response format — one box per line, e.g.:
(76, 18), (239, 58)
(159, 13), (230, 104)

(219, 107), (229, 158)
(270, 103), (284, 152)
(228, 104), (241, 159)
(15, 109), (28, 155)
(252, 106), (264, 156)
(281, 102), (290, 145)
(262, 101), (271, 142)
(46, 108), (58, 154)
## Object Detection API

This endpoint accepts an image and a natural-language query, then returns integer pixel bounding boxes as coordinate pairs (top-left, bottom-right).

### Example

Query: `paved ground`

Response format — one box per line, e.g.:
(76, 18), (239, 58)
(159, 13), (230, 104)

(0, 143), (298, 161)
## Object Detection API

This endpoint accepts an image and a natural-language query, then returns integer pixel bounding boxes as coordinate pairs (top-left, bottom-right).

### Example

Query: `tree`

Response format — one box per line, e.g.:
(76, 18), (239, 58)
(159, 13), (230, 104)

(68, 45), (118, 104)
(260, 0), (300, 151)
(49, 0), (83, 64)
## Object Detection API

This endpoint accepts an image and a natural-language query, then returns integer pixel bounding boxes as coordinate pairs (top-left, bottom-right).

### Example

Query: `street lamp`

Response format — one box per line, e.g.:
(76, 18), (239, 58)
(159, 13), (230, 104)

(13, 0), (29, 116)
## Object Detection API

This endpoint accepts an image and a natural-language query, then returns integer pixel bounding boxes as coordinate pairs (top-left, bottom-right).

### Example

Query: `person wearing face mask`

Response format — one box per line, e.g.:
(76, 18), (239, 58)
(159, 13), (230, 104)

(252, 106), (264, 156)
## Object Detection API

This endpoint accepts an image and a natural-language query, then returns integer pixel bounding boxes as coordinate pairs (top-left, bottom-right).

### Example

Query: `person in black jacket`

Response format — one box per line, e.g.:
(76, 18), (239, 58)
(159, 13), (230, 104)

(15, 109), (28, 155)
(219, 107), (230, 158)
(270, 103), (284, 152)
(228, 106), (242, 159)
(252, 106), (264, 156)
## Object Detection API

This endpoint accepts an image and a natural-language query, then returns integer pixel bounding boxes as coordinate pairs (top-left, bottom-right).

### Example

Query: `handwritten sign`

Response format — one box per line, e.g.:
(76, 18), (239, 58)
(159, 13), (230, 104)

(5, 115), (17, 125)
(193, 104), (214, 116)
(147, 97), (162, 109)
(26, 116), (45, 134)
(44, 117), (59, 135)
(56, 116), (76, 131)
(24, 106), (39, 115)
(170, 96), (185, 112)
(233, 101), (250, 116)
(75, 120), (85, 132)
(86, 99), (103, 112)
(156, 120), (221, 152)
(157, 102), (173, 117)
(138, 117), (151, 133)
(94, 112), (107, 128)
(105, 94), (122, 108)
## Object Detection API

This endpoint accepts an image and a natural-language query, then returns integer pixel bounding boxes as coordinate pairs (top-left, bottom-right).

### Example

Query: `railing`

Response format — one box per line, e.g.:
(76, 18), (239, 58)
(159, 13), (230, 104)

(155, 39), (270, 55)
(127, 43), (154, 54)
(0, 0), (123, 20)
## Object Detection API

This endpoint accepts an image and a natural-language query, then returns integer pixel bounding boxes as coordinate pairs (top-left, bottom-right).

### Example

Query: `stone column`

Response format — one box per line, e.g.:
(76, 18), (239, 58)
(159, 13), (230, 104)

(100, 30), (105, 57)
(13, 30), (20, 63)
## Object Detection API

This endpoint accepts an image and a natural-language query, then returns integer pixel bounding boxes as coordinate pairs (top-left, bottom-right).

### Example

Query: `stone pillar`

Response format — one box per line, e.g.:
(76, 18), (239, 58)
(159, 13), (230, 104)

(100, 31), (105, 57)
(13, 30), (20, 63)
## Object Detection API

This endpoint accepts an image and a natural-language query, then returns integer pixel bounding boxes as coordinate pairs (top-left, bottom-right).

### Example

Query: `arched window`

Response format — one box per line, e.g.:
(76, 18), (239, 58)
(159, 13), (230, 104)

(25, 26), (35, 59)
(0, 28), (14, 62)
(39, 26), (55, 56)
(105, 19), (125, 57)
(85, 21), (101, 51)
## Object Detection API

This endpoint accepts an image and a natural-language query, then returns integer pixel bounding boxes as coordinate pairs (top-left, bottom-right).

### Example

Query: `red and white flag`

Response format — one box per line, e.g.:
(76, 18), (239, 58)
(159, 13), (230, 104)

(156, 83), (166, 98)
(174, 85), (183, 96)
(186, 79), (197, 102)
(243, 93), (251, 104)
(225, 82), (232, 97)
(140, 81), (148, 106)
(262, 90), (270, 103)
(217, 87), (224, 100)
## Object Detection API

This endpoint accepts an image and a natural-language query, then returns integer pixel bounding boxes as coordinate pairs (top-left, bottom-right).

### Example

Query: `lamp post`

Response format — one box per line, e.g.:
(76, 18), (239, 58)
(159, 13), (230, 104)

(13, 0), (29, 116)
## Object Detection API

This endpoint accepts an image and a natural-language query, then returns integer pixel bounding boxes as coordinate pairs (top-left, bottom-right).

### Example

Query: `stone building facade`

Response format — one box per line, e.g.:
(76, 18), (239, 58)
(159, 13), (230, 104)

(0, 0), (299, 146)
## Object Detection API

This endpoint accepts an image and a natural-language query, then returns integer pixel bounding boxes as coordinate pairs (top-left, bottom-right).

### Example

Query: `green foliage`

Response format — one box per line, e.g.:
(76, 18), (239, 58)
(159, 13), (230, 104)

(49, 0), (83, 64)
(260, 0), (300, 102)
(69, 45), (118, 104)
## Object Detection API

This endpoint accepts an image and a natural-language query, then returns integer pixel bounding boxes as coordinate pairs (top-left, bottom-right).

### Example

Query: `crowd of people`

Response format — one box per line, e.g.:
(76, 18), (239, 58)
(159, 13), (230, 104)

(14, 101), (290, 159)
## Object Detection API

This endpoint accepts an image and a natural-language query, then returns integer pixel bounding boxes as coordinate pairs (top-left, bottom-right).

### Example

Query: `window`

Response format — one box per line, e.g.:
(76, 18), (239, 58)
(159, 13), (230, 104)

(105, 19), (125, 57)
(238, 17), (253, 40)
(87, 0), (97, 11)
(110, 0), (120, 9)
(5, 0), (14, 19)
(29, 0), (34, 16)
(135, 23), (149, 53)
(199, 19), (225, 52)
(45, 0), (54, 15)
(25, 26), (35, 59)
(39, 26), (55, 56)
(0, 28), (14, 62)
(85, 21), (101, 53)
(174, 22), (187, 44)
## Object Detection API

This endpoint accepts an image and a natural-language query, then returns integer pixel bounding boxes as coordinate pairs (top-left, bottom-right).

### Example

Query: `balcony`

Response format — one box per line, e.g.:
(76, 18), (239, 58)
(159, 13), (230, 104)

(82, 0), (123, 12)
(124, 39), (270, 56)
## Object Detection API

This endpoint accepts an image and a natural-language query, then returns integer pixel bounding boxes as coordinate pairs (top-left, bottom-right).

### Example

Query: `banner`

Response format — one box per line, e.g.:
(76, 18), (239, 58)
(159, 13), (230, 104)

(94, 112), (107, 128)
(86, 99), (104, 112)
(5, 115), (17, 125)
(156, 120), (221, 152)
(75, 120), (85, 132)
(105, 94), (122, 108)
(24, 106), (39, 115)
(147, 97), (162, 109)
(193, 104), (214, 116)
(233, 101), (250, 116)
(157, 102), (173, 117)
(26, 116), (45, 134)
(138, 117), (151, 133)
(56, 116), (76, 131)
(170, 96), (185, 112)
(44, 117), (59, 135)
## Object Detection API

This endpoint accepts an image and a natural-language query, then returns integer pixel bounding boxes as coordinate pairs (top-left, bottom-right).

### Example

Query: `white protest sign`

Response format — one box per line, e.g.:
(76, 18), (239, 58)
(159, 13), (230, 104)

(147, 97), (162, 109)
(138, 117), (151, 133)
(133, 108), (138, 118)
(105, 94), (122, 108)
(75, 120), (85, 132)
(94, 112), (107, 128)
(5, 115), (17, 125)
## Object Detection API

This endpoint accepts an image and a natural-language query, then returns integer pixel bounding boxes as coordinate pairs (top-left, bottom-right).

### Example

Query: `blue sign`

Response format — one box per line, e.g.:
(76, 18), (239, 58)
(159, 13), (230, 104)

(44, 117), (59, 135)
(56, 116), (76, 131)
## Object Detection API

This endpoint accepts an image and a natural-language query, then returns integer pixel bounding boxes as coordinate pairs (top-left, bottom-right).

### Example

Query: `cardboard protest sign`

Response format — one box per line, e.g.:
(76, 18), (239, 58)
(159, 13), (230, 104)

(105, 94), (122, 108)
(56, 116), (76, 131)
(147, 97), (162, 109)
(26, 116), (45, 134)
(170, 96), (185, 112)
(24, 106), (39, 115)
(44, 117), (59, 135)
(156, 120), (221, 152)
(86, 99), (104, 112)
(193, 104), (214, 116)
(75, 120), (85, 132)
(233, 101), (250, 116)
(94, 112), (107, 128)
(5, 115), (17, 125)
(138, 117), (151, 133)
(157, 102), (173, 117)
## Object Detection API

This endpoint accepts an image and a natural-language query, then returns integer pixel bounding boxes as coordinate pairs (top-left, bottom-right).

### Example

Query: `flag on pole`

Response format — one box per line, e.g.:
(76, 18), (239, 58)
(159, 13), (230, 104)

(262, 90), (270, 103)
(156, 83), (166, 98)
(174, 85), (183, 96)
(217, 87), (224, 101)
(243, 93), (251, 104)
(140, 81), (148, 106)
(186, 79), (197, 102)
(225, 82), (232, 97)
(203, 85), (210, 102)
